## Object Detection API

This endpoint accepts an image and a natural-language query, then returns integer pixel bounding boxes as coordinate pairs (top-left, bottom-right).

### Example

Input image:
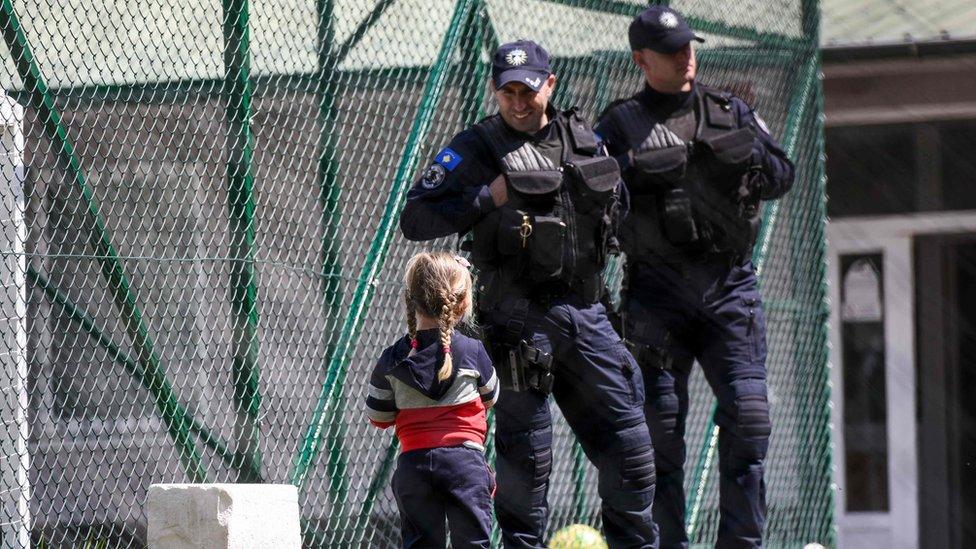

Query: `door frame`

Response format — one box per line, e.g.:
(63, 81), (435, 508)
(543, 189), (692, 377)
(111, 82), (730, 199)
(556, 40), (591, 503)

(827, 211), (976, 548)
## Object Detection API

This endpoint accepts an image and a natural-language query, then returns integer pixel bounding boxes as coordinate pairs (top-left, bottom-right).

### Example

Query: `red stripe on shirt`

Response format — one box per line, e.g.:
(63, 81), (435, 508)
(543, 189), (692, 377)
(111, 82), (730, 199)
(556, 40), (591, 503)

(394, 399), (487, 452)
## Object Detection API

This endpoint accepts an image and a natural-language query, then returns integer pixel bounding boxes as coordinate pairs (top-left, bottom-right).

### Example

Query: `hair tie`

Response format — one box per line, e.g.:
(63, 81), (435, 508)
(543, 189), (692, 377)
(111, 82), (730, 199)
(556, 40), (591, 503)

(442, 345), (451, 354)
(410, 339), (419, 350)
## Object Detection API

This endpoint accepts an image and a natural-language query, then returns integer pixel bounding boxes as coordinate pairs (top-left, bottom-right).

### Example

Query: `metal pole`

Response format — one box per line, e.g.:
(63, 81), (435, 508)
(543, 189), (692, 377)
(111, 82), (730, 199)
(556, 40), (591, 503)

(0, 0), (208, 483)
(0, 89), (30, 549)
(347, 4), (493, 542)
(685, 51), (820, 539)
(223, 0), (263, 483)
(793, 0), (834, 541)
(352, 437), (399, 542)
(290, 0), (476, 496)
(334, 0), (398, 65)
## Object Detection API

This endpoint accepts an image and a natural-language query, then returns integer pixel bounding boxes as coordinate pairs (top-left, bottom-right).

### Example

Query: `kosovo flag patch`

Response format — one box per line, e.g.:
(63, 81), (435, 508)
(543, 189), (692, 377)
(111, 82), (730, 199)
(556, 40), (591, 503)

(434, 147), (462, 171)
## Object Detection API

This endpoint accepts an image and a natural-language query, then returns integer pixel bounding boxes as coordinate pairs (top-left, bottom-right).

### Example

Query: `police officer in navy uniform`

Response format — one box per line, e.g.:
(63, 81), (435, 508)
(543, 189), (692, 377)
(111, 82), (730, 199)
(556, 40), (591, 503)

(594, 7), (794, 548)
(401, 40), (660, 548)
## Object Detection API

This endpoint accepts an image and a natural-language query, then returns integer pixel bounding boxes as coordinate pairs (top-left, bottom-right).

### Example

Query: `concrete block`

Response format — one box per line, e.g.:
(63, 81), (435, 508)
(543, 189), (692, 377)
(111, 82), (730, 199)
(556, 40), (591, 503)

(147, 484), (301, 549)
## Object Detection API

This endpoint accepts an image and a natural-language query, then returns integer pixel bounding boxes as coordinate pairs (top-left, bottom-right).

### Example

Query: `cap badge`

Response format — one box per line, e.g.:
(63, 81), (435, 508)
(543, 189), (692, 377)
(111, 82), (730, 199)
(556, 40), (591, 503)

(525, 76), (542, 88)
(505, 49), (528, 66)
(659, 12), (679, 28)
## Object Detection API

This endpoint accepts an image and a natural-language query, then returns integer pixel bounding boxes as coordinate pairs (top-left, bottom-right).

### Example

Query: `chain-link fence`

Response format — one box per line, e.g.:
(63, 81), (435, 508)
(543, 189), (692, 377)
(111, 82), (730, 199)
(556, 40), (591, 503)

(0, 0), (830, 546)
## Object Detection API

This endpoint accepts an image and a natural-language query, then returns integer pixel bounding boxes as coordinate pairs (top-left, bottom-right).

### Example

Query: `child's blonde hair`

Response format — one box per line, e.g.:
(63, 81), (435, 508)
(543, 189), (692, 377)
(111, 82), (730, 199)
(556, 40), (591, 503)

(403, 251), (473, 381)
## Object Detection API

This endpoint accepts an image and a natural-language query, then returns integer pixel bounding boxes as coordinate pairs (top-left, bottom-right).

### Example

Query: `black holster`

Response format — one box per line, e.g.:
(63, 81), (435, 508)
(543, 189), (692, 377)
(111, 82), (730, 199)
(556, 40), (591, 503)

(623, 316), (674, 371)
(480, 295), (556, 394)
(495, 339), (555, 394)
(625, 339), (674, 371)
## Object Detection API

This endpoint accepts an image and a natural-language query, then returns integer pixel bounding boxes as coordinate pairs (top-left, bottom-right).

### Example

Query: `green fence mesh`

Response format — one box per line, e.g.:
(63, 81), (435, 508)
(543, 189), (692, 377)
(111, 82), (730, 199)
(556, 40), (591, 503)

(0, 0), (830, 546)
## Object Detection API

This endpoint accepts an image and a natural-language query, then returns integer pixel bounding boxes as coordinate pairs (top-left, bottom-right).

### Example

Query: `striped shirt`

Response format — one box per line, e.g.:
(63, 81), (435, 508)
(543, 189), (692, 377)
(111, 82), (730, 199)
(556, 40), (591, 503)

(365, 328), (498, 452)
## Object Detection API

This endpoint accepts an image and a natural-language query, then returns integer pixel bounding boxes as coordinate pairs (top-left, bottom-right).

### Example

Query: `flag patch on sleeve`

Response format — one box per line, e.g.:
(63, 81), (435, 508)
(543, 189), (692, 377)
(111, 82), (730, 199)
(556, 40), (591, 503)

(434, 147), (462, 171)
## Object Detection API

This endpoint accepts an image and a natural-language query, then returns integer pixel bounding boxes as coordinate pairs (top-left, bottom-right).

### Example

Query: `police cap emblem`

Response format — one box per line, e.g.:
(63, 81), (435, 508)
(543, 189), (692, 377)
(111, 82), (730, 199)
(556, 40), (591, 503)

(421, 163), (446, 189)
(659, 11), (679, 28)
(505, 49), (528, 66)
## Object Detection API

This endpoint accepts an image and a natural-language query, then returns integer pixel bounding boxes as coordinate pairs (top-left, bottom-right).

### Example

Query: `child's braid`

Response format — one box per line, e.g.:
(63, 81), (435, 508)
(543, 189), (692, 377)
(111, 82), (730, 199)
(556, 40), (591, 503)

(436, 288), (457, 381)
(405, 291), (419, 357)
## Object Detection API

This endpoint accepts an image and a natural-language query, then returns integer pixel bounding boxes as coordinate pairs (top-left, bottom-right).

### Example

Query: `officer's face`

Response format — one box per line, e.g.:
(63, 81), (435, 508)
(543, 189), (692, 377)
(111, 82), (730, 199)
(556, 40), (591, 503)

(633, 43), (697, 93)
(493, 75), (557, 134)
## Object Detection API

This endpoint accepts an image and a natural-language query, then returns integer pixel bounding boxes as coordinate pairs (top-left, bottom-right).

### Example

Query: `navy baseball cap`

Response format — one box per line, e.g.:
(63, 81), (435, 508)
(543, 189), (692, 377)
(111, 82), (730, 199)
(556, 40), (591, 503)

(492, 40), (551, 92)
(629, 6), (704, 53)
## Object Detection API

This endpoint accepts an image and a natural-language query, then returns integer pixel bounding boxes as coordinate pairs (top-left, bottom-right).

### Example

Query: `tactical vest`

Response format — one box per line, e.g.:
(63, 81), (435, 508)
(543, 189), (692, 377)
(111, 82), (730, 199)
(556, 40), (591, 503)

(603, 85), (761, 263)
(469, 110), (620, 302)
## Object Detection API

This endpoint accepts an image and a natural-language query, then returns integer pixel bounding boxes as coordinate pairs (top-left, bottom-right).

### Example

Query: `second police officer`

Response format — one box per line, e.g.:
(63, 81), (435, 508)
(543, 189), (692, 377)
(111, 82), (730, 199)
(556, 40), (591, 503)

(595, 6), (795, 549)
(400, 41), (660, 548)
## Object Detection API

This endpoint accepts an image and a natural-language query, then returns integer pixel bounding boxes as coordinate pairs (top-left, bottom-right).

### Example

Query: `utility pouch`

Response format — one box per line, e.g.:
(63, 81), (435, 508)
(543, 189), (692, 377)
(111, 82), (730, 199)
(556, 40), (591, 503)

(496, 208), (532, 257)
(506, 170), (562, 209)
(630, 145), (688, 194)
(660, 188), (699, 246)
(699, 128), (754, 173)
(496, 208), (567, 281)
(564, 156), (619, 213)
(525, 216), (567, 281)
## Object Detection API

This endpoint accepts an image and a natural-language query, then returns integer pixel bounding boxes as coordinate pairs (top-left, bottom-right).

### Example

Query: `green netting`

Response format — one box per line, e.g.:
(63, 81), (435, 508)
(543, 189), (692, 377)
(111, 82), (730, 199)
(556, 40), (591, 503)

(0, 0), (831, 546)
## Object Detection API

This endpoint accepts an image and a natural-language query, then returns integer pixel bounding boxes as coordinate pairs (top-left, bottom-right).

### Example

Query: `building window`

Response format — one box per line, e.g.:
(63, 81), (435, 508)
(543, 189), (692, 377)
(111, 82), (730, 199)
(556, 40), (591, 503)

(940, 120), (976, 211)
(826, 124), (916, 217)
(840, 254), (889, 512)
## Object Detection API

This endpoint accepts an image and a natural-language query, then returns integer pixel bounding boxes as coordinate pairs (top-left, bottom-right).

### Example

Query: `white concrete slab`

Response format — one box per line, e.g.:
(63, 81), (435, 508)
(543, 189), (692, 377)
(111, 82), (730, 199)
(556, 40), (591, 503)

(147, 483), (301, 549)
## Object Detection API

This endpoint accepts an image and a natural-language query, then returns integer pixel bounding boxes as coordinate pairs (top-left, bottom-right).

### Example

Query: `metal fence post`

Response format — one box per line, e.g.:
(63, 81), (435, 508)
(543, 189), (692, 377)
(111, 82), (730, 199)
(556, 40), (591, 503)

(0, 89), (30, 549)
(223, 0), (263, 483)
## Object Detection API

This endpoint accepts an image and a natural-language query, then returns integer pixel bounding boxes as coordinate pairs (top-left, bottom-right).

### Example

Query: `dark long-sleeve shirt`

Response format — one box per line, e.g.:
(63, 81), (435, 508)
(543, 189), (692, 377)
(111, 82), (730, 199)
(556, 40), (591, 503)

(400, 108), (628, 242)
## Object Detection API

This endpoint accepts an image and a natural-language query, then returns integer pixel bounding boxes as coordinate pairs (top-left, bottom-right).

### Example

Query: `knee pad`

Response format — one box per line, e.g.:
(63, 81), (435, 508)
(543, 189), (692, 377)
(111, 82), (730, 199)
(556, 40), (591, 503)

(619, 443), (656, 492)
(597, 424), (656, 507)
(729, 381), (771, 463)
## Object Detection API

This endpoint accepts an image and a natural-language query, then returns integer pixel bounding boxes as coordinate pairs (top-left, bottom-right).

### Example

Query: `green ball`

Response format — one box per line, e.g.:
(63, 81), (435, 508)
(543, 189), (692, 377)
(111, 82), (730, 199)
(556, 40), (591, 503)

(548, 524), (608, 549)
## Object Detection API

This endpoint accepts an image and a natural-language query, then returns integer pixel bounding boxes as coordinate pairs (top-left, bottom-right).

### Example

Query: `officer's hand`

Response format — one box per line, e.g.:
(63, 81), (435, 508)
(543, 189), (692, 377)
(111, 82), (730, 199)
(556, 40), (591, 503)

(489, 175), (508, 207)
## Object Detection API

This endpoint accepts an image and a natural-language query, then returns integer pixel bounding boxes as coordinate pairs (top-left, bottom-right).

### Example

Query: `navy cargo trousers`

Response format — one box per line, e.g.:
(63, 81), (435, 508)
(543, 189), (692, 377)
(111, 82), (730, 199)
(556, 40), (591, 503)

(392, 445), (494, 548)
(485, 295), (660, 549)
(624, 257), (771, 549)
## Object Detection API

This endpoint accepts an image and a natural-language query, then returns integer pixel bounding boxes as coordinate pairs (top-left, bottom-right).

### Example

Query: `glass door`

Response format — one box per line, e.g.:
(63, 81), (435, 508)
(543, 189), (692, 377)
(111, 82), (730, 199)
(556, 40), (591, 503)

(828, 231), (918, 548)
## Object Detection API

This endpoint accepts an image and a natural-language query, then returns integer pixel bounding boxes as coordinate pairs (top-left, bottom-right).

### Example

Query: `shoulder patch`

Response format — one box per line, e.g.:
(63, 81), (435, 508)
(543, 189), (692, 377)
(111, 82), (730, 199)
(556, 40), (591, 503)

(434, 147), (463, 171)
(420, 163), (447, 189)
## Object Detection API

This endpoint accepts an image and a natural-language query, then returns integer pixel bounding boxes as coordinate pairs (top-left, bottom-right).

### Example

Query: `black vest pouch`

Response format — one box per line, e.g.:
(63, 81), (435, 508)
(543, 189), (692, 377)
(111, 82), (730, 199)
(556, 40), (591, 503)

(699, 128), (754, 173)
(525, 216), (567, 282)
(496, 208), (531, 257)
(661, 188), (699, 246)
(565, 155), (619, 213)
(507, 171), (562, 194)
(495, 208), (567, 282)
(630, 145), (688, 194)
(506, 170), (563, 209)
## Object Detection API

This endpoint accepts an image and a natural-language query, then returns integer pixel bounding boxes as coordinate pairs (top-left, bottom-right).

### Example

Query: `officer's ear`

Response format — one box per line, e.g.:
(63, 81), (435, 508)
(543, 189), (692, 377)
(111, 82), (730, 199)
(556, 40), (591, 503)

(540, 73), (557, 99)
(631, 50), (647, 70)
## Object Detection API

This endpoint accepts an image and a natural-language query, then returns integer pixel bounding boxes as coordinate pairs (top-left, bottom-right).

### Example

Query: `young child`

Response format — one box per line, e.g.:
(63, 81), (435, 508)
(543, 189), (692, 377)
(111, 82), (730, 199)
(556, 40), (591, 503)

(365, 251), (498, 548)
